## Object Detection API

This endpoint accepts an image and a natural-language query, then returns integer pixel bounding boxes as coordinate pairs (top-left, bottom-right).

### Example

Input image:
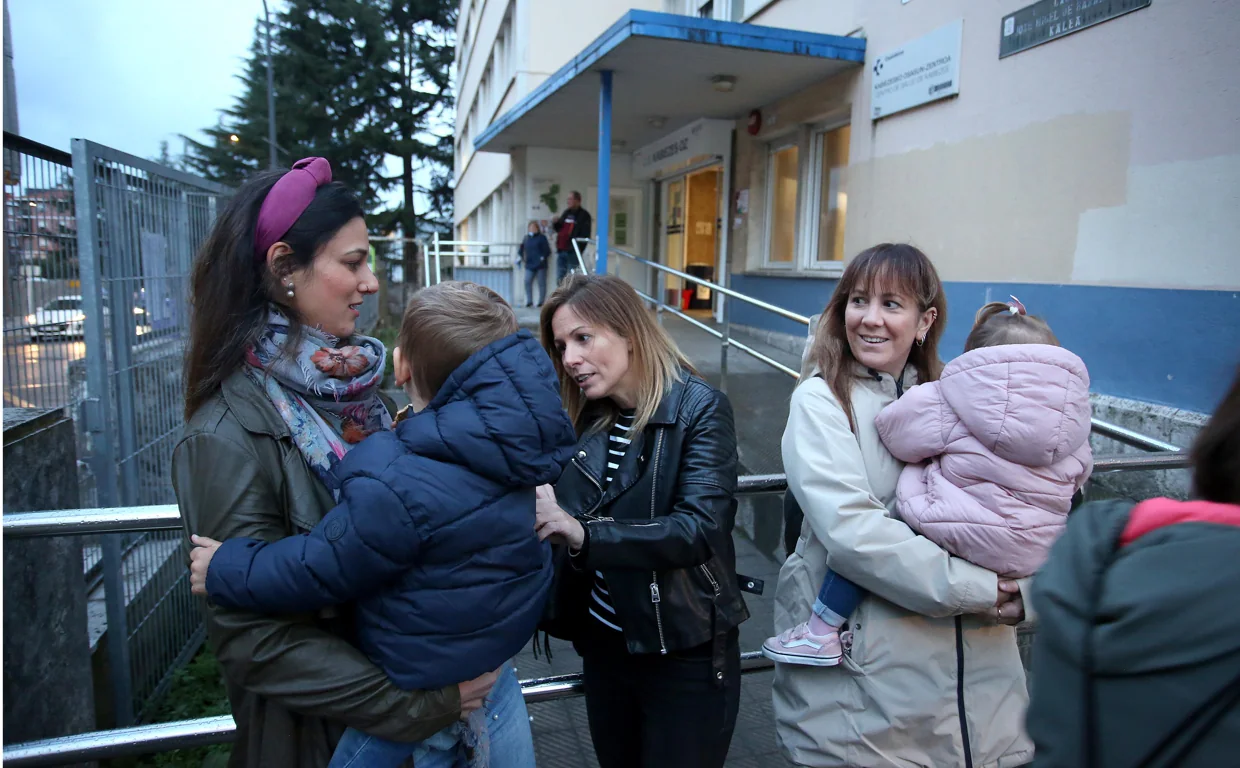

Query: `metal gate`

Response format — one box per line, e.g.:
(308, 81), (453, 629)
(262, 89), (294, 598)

(72, 139), (230, 725)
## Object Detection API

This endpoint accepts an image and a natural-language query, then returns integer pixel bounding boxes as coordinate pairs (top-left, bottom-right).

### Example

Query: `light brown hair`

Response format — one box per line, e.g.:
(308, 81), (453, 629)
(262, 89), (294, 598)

(808, 243), (947, 433)
(539, 273), (696, 435)
(964, 301), (1058, 352)
(397, 281), (518, 402)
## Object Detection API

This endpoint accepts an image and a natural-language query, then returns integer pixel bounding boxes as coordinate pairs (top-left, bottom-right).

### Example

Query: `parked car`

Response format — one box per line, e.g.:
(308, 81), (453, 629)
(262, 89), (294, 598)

(26, 295), (151, 343)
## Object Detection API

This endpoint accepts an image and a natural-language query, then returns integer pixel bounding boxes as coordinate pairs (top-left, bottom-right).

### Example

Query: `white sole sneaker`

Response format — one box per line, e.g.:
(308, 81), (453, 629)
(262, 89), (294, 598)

(760, 640), (843, 667)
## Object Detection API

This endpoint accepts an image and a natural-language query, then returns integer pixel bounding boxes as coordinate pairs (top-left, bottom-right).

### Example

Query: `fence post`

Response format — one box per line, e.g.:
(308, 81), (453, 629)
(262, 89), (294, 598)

(72, 139), (134, 727)
(432, 232), (441, 286)
(655, 268), (666, 328)
(720, 288), (730, 394)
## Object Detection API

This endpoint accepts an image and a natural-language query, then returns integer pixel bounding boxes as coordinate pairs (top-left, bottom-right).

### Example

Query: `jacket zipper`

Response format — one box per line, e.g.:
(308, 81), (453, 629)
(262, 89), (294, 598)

(572, 456), (607, 518)
(955, 616), (974, 768)
(699, 563), (720, 595)
(648, 429), (668, 654)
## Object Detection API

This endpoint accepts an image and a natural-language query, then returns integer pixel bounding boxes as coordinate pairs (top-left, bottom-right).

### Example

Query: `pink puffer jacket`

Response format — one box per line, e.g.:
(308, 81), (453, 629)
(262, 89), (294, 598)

(874, 344), (1093, 578)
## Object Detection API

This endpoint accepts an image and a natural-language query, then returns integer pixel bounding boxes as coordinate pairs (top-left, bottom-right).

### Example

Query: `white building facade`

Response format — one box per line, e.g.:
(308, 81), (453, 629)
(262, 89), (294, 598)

(454, 0), (1240, 416)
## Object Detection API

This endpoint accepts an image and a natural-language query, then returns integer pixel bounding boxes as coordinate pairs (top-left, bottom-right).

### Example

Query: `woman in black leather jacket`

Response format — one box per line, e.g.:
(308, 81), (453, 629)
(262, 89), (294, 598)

(534, 273), (749, 768)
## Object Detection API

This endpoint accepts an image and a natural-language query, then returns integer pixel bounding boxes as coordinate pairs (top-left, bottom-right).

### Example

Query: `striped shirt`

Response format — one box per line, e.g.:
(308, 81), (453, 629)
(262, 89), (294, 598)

(589, 410), (635, 632)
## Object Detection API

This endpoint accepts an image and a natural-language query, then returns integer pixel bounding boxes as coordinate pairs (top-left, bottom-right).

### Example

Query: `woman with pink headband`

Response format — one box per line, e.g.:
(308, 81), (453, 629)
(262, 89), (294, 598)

(173, 159), (511, 766)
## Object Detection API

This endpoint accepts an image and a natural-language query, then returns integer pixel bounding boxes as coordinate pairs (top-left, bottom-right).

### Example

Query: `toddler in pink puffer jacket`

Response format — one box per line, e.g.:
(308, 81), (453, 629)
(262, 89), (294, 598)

(764, 298), (1093, 667)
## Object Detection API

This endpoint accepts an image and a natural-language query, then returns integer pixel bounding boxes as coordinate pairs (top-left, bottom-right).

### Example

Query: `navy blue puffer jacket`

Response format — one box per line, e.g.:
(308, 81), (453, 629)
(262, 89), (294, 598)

(206, 331), (577, 690)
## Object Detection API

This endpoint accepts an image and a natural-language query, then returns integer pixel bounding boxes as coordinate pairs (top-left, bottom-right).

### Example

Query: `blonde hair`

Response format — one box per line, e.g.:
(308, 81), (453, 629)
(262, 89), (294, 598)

(397, 281), (518, 402)
(809, 243), (947, 433)
(964, 301), (1058, 351)
(539, 273), (696, 435)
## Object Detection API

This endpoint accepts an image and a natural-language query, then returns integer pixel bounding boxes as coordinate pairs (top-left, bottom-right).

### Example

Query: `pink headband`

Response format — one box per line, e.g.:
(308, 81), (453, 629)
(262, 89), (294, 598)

(253, 157), (333, 260)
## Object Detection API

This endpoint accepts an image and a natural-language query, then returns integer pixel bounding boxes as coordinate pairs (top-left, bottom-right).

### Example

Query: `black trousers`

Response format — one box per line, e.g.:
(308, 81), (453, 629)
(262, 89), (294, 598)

(580, 629), (741, 768)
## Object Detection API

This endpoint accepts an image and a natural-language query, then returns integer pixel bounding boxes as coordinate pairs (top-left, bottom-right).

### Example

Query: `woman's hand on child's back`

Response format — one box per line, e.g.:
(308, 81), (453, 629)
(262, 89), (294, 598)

(534, 484), (586, 550)
(458, 667), (500, 720)
(189, 534), (223, 596)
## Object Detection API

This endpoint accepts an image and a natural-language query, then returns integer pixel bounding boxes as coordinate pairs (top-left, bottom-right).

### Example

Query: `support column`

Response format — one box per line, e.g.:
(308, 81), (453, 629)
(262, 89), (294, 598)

(596, 70), (612, 274)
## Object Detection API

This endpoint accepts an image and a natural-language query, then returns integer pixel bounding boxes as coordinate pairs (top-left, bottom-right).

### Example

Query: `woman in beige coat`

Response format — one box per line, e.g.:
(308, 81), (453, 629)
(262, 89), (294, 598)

(772, 244), (1034, 768)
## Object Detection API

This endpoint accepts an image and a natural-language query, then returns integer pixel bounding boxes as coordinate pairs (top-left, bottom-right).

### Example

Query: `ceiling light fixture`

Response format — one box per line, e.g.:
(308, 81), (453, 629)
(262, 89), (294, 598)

(711, 75), (737, 93)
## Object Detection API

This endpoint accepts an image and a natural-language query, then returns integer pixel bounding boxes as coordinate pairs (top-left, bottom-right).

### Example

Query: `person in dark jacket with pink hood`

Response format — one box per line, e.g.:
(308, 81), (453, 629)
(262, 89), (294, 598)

(1027, 365), (1240, 767)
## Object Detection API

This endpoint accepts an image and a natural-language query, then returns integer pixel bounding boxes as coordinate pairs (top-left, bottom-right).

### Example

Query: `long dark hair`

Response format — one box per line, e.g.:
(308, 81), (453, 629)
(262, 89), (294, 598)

(808, 243), (947, 432)
(1191, 365), (1240, 505)
(183, 171), (363, 420)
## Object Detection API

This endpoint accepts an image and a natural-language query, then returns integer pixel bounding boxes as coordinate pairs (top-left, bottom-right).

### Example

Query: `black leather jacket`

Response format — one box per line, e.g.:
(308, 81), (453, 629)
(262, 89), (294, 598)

(553, 374), (749, 673)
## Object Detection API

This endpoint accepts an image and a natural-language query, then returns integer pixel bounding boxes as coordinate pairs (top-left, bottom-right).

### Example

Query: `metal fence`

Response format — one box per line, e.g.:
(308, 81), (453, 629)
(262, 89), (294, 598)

(427, 233), (523, 305)
(70, 139), (231, 726)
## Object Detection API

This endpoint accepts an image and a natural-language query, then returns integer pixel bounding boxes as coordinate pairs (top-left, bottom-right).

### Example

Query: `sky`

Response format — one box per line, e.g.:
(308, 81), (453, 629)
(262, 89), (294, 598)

(7, 0), (440, 217)
(8, 0), (266, 161)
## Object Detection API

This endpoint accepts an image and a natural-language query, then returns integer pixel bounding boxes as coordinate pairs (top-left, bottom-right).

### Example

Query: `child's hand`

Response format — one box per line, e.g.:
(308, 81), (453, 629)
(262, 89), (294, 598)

(189, 534), (223, 596)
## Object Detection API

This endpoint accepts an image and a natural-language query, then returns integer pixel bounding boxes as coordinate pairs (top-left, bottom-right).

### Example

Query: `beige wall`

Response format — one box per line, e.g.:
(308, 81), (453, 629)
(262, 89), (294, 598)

(732, 0), (1240, 290)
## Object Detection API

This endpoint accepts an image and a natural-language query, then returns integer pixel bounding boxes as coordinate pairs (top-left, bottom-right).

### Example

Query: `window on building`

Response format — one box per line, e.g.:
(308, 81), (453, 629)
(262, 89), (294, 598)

(697, 1), (714, 18)
(765, 144), (798, 265)
(811, 124), (850, 265)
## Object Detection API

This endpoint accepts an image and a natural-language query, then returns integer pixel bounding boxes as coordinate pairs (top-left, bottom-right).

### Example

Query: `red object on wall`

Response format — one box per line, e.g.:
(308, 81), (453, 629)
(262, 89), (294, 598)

(682, 289), (693, 311)
(747, 110), (762, 136)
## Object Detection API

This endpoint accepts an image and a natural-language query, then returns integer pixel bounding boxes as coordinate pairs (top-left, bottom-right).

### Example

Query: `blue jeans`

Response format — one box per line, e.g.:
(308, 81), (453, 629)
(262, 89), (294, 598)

(328, 663), (535, 768)
(523, 266), (546, 306)
(813, 568), (865, 627)
(556, 250), (575, 284)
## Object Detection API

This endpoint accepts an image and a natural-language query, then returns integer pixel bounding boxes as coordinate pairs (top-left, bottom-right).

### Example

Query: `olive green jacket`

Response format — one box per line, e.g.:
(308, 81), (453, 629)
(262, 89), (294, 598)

(172, 369), (459, 767)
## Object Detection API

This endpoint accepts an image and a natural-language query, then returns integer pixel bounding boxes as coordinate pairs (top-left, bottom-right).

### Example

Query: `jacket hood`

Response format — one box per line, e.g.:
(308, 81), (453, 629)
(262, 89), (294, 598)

(394, 330), (576, 487)
(939, 344), (1091, 468)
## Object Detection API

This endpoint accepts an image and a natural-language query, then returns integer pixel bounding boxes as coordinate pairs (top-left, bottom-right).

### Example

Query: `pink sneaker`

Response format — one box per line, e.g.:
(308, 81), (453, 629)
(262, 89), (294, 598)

(761, 621), (843, 667)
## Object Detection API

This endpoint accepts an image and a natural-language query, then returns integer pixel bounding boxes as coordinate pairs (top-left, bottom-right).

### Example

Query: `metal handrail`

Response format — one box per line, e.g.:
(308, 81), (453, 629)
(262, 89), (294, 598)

(1089, 418), (1181, 453)
(607, 244), (812, 326)
(597, 243), (1185, 456)
(0, 455), (1190, 540)
(629, 285), (800, 378)
(0, 454), (1187, 764)
(4, 656), (775, 765)
(570, 237), (592, 274)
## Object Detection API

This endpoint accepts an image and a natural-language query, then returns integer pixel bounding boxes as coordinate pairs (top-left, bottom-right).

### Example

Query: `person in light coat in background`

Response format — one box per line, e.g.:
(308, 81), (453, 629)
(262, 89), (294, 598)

(771, 243), (1034, 768)
(765, 298), (1093, 666)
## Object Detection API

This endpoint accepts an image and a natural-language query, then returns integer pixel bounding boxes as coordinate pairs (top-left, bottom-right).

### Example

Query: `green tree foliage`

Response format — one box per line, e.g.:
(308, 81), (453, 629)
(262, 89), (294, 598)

(182, 0), (456, 237)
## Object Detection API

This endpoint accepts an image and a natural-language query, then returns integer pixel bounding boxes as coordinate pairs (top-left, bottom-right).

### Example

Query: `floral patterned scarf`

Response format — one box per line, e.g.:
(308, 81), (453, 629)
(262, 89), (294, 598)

(245, 308), (390, 498)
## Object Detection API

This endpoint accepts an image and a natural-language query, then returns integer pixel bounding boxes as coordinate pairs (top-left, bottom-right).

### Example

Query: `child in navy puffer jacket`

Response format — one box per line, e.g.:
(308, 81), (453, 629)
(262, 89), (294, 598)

(191, 282), (577, 768)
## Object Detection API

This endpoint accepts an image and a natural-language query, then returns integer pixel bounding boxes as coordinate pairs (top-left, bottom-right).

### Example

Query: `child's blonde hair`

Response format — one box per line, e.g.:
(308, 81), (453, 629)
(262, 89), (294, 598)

(397, 281), (518, 401)
(964, 297), (1058, 351)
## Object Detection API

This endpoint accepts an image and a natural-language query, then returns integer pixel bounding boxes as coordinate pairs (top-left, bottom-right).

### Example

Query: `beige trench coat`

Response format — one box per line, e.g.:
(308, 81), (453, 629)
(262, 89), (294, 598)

(772, 366), (1034, 768)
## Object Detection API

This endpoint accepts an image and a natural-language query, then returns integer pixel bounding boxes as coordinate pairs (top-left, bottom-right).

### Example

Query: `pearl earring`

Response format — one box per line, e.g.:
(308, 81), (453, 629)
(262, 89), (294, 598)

(285, 281), (295, 298)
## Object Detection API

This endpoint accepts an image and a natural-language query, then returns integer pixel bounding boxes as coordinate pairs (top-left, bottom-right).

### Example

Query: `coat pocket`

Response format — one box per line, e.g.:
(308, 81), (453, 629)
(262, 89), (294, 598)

(837, 599), (870, 677)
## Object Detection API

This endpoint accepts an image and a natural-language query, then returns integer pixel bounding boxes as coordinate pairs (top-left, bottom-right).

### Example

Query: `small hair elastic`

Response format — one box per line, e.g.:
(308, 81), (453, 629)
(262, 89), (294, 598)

(1008, 295), (1027, 316)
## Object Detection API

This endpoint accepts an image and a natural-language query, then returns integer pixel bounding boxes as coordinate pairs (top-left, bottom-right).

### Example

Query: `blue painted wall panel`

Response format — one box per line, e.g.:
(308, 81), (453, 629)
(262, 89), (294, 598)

(728, 274), (1239, 414)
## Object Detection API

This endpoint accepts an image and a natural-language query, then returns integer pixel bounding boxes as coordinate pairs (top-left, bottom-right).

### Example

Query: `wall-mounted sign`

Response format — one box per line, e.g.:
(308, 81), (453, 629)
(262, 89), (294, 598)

(633, 118), (732, 180)
(1000, 0), (1151, 59)
(871, 19), (963, 121)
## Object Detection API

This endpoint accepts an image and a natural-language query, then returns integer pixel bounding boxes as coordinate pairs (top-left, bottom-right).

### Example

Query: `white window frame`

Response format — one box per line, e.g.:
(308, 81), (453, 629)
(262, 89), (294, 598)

(762, 140), (801, 270)
(802, 120), (851, 275)
(691, 0), (718, 19)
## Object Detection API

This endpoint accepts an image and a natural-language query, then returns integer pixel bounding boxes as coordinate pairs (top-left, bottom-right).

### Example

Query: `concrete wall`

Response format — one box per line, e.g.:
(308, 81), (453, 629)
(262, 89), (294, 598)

(3, 408), (95, 745)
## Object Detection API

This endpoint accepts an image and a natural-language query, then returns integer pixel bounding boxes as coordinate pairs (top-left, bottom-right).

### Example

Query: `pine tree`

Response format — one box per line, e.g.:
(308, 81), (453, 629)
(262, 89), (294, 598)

(182, 1), (457, 240)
